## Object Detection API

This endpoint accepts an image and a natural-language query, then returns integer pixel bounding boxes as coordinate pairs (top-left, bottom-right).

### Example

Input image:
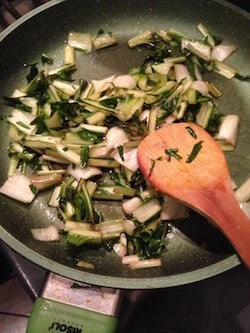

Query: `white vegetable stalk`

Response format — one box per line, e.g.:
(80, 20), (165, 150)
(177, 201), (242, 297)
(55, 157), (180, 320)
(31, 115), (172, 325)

(157, 30), (172, 42)
(31, 225), (60, 242)
(64, 221), (93, 232)
(122, 197), (142, 215)
(151, 63), (173, 75)
(0, 171), (36, 203)
(139, 109), (150, 123)
(78, 123), (108, 134)
(113, 243), (127, 258)
(25, 134), (62, 148)
(128, 258), (162, 270)
(119, 233), (127, 247)
(31, 173), (62, 191)
(11, 89), (26, 98)
(111, 147), (139, 172)
(89, 146), (111, 158)
(128, 29), (153, 48)
(86, 180), (97, 197)
(196, 102), (213, 129)
(42, 154), (70, 164)
(36, 170), (66, 176)
(122, 219), (136, 236)
(8, 124), (24, 142)
(113, 75), (136, 89)
(64, 45), (75, 65)
(68, 31), (92, 53)
(93, 32), (118, 50)
(213, 60), (236, 79)
(122, 255), (140, 265)
(52, 80), (77, 96)
(214, 114), (240, 148)
(197, 23), (215, 47)
(76, 261), (94, 269)
(176, 101), (187, 120)
(161, 114), (177, 127)
(7, 109), (37, 135)
(48, 185), (61, 207)
(133, 198), (162, 223)
(182, 39), (211, 62)
(235, 177), (250, 202)
(65, 201), (75, 220)
(148, 107), (159, 133)
(56, 144), (81, 165)
(67, 164), (102, 180)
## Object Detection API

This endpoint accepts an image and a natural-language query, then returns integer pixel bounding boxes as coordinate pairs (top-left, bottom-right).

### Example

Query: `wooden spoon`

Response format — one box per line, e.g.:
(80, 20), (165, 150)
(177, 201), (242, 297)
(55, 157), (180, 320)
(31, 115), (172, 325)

(137, 122), (250, 268)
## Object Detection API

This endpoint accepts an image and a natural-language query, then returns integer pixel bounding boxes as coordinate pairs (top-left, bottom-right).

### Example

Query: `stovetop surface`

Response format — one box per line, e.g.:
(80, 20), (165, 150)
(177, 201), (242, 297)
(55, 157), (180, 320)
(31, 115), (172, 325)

(1, 240), (250, 333)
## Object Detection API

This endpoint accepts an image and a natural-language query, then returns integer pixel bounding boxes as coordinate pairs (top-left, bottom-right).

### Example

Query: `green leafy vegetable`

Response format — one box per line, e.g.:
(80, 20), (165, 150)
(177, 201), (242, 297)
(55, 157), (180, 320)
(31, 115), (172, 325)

(185, 126), (197, 139)
(186, 141), (203, 163)
(3, 97), (31, 112)
(165, 148), (182, 161)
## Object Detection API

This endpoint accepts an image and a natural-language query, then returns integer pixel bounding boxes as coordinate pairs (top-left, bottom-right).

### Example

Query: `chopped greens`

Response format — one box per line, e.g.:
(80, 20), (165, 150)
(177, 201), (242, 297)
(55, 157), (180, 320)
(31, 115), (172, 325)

(149, 159), (156, 176)
(165, 148), (182, 161)
(186, 141), (203, 163)
(185, 126), (197, 139)
(0, 22), (246, 271)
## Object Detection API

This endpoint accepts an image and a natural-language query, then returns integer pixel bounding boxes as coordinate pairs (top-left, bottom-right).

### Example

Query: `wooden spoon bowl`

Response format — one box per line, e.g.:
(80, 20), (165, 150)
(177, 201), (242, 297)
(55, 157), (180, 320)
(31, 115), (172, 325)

(137, 122), (250, 268)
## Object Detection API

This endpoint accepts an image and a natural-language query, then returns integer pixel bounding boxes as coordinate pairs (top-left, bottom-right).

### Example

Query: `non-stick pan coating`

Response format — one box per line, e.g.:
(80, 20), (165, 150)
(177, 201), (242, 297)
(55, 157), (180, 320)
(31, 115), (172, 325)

(0, 0), (249, 288)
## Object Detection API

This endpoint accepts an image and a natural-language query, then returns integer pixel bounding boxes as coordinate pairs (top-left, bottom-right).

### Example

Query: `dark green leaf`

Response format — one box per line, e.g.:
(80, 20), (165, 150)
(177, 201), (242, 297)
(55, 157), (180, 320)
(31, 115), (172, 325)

(185, 126), (197, 139)
(26, 72), (49, 105)
(117, 145), (124, 161)
(235, 73), (250, 81)
(161, 96), (178, 118)
(50, 64), (77, 81)
(78, 78), (88, 94)
(77, 128), (103, 144)
(99, 97), (118, 108)
(80, 146), (89, 167)
(130, 169), (147, 191)
(185, 55), (198, 80)
(51, 101), (84, 122)
(66, 233), (90, 246)
(3, 96), (31, 112)
(186, 140), (203, 163)
(207, 113), (224, 133)
(110, 171), (130, 188)
(24, 62), (39, 83)
(30, 115), (47, 134)
(165, 148), (182, 161)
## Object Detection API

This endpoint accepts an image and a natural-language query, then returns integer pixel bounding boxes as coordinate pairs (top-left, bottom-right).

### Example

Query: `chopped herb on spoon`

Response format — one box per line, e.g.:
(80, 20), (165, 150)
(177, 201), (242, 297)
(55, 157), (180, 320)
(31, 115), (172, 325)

(186, 141), (203, 163)
(185, 126), (197, 139)
(165, 148), (182, 161)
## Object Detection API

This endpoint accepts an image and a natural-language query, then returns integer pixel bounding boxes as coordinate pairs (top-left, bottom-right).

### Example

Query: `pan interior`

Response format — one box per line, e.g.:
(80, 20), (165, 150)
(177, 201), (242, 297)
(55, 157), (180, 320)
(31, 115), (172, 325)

(0, 0), (249, 288)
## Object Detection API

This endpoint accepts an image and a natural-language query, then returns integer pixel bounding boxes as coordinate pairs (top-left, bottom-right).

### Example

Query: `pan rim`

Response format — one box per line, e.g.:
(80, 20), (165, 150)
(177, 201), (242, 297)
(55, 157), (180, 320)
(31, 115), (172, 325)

(0, 0), (247, 289)
(0, 227), (241, 288)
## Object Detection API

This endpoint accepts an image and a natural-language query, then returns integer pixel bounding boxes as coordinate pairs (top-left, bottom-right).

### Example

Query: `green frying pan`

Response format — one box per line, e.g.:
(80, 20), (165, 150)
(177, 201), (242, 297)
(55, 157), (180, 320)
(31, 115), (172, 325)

(0, 0), (249, 289)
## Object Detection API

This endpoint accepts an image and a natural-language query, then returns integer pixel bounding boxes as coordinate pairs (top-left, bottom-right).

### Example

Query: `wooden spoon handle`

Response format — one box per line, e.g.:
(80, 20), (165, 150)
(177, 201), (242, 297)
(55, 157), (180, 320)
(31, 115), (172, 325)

(178, 181), (250, 267)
